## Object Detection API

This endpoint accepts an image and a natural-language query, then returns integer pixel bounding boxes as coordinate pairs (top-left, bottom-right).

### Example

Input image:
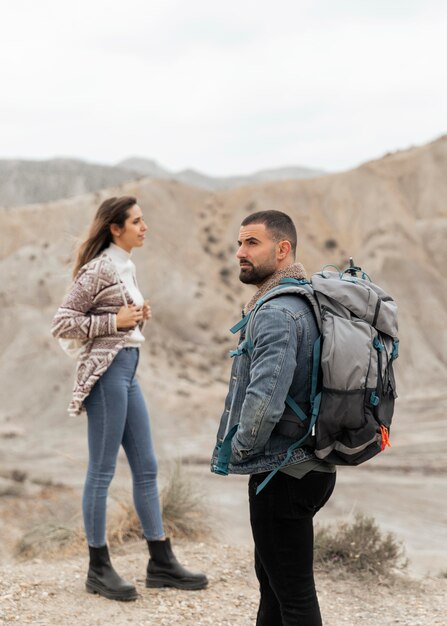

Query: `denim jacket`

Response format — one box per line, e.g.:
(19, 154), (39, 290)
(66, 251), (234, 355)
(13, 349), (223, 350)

(211, 293), (318, 475)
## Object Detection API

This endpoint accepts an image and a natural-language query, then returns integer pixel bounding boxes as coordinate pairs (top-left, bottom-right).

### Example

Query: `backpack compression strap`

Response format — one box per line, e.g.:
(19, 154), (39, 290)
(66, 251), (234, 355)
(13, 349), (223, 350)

(212, 424), (239, 475)
(255, 392), (322, 494)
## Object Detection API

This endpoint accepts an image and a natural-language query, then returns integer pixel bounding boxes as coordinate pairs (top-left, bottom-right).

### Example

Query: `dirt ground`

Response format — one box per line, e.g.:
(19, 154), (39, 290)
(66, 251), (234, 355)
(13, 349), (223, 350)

(0, 540), (446, 626)
(1, 394), (446, 626)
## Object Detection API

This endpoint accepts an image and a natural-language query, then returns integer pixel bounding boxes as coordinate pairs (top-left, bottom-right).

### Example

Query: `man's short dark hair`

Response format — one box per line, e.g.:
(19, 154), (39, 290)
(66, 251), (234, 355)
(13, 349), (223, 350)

(241, 210), (297, 257)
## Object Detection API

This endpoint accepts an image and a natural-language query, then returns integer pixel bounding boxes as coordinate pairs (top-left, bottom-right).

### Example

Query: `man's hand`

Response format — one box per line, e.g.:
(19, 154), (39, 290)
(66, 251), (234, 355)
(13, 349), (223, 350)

(116, 305), (144, 329)
(142, 300), (152, 321)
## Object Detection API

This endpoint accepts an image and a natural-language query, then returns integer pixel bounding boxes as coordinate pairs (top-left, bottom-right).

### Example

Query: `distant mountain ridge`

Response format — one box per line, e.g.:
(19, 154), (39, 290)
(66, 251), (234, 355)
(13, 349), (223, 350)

(0, 158), (140, 208)
(0, 156), (326, 208)
(117, 157), (326, 190)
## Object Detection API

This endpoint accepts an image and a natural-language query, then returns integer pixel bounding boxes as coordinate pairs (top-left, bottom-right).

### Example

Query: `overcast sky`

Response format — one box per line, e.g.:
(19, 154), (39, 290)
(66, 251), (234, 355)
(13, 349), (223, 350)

(1, 0), (446, 175)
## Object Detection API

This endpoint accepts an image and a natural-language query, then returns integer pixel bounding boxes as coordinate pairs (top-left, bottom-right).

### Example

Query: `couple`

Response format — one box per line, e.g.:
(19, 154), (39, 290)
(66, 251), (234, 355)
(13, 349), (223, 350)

(52, 196), (335, 626)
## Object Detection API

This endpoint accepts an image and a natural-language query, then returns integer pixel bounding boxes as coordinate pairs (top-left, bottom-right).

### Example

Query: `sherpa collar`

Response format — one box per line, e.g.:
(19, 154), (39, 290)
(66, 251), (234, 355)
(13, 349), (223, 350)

(244, 262), (307, 315)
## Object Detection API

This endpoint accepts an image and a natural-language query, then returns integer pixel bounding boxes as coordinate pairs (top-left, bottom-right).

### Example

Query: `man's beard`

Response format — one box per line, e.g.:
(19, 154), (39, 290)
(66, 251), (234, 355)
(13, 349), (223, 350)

(239, 260), (277, 285)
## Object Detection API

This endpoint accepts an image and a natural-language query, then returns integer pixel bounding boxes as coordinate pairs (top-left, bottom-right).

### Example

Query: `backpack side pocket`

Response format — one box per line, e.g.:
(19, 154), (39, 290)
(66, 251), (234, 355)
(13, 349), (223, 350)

(315, 309), (381, 463)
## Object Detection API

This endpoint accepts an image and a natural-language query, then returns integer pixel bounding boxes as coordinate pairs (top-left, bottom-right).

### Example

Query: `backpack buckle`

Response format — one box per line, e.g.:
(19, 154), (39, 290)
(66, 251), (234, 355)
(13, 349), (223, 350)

(370, 391), (380, 407)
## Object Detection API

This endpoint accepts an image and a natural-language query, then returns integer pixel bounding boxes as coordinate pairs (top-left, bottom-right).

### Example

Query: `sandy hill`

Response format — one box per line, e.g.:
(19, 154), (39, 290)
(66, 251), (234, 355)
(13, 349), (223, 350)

(2, 135), (446, 397)
(0, 135), (446, 579)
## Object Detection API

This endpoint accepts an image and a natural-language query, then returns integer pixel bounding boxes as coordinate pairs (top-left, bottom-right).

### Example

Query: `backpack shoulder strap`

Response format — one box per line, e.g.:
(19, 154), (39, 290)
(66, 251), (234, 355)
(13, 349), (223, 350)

(216, 278), (322, 483)
(228, 279), (321, 356)
(244, 278), (323, 493)
(245, 279), (321, 338)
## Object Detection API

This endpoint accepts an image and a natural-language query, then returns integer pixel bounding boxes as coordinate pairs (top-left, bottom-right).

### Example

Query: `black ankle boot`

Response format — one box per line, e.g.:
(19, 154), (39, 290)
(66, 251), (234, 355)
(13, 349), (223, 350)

(86, 545), (138, 601)
(146, 538), (208, 590)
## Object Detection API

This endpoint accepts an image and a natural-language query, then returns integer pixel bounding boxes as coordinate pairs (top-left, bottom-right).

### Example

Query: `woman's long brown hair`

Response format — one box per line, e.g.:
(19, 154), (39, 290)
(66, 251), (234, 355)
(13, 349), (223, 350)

(73, 196), (137, 277)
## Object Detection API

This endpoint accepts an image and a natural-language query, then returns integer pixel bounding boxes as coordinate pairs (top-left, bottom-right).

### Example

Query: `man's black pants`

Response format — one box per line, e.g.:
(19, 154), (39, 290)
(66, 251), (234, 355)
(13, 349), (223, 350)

(249, 469), (336, 626)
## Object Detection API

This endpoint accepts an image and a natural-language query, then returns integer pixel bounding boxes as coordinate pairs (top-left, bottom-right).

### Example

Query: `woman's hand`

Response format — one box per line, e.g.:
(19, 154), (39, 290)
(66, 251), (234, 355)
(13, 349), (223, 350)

(142, 300), (152, 321)
(116, 305), (144, 329)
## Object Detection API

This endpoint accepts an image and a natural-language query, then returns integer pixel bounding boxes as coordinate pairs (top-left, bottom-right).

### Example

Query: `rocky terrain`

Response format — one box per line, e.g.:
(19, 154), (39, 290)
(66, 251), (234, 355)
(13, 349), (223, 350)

(0, 135), (446, 623)
(0, 541), (446, 625)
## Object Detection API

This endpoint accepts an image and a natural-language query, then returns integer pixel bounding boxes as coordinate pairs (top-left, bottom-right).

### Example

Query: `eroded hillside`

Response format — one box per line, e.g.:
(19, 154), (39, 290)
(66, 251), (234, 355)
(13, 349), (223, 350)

(2, 136), (445, 426)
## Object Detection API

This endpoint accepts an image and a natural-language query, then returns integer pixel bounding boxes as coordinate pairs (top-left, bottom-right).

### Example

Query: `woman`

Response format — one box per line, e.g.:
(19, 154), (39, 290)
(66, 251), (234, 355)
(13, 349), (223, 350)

(52, 196), (207, 601)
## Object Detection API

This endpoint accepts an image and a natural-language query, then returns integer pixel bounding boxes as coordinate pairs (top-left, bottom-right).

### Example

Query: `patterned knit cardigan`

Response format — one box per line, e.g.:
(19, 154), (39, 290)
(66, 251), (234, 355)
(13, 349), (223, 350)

(51, 253), (140, 417)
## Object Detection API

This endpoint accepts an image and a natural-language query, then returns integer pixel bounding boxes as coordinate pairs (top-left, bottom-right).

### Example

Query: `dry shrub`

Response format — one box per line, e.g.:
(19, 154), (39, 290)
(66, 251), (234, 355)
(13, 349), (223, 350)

(324, 238), (338, 250)
(15, 524), (84, 559)
(106, 501), (142, 547)
(106, 461), (211, 545)
(160, 460), (211, 540)
(15, 460), (211, 559)
(314, 513), (407, 576)
(14, 508), (139, 559)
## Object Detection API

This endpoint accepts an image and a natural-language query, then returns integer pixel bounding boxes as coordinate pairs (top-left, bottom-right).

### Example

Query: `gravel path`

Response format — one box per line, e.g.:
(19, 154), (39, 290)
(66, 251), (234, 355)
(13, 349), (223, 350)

(0, 541), (446, 626)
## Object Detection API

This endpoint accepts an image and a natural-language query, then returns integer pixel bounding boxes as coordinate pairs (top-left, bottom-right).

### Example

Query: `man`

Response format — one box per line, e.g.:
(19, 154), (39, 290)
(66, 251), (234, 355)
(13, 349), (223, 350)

(211, 210), (336, 626)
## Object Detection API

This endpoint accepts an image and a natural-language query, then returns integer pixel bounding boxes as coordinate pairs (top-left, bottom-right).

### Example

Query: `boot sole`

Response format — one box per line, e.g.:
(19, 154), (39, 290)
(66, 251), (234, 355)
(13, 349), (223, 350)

(86, 580), (138, 601)
(145, 575), (208, 590)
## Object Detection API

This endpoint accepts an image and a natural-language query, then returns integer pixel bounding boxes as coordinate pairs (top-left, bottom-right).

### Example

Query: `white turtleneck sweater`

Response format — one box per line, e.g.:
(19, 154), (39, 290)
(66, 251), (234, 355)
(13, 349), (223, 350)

(105, 243), (145, 347)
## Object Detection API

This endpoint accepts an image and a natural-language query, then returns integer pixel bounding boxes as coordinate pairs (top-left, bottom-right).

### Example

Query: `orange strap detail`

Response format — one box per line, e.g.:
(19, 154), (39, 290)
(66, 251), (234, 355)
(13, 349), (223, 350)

(380, 425), (391, 451)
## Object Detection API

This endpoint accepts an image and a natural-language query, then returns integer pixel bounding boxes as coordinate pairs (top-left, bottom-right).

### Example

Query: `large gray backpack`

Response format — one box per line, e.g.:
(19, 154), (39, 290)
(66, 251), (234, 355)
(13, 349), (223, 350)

(217, 263), (399, 493)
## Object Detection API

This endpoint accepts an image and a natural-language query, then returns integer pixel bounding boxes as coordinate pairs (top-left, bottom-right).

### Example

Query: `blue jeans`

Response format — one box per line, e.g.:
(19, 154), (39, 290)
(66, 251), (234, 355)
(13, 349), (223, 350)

(249, 470), (336, 626)
(83, 347), (165, 547)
